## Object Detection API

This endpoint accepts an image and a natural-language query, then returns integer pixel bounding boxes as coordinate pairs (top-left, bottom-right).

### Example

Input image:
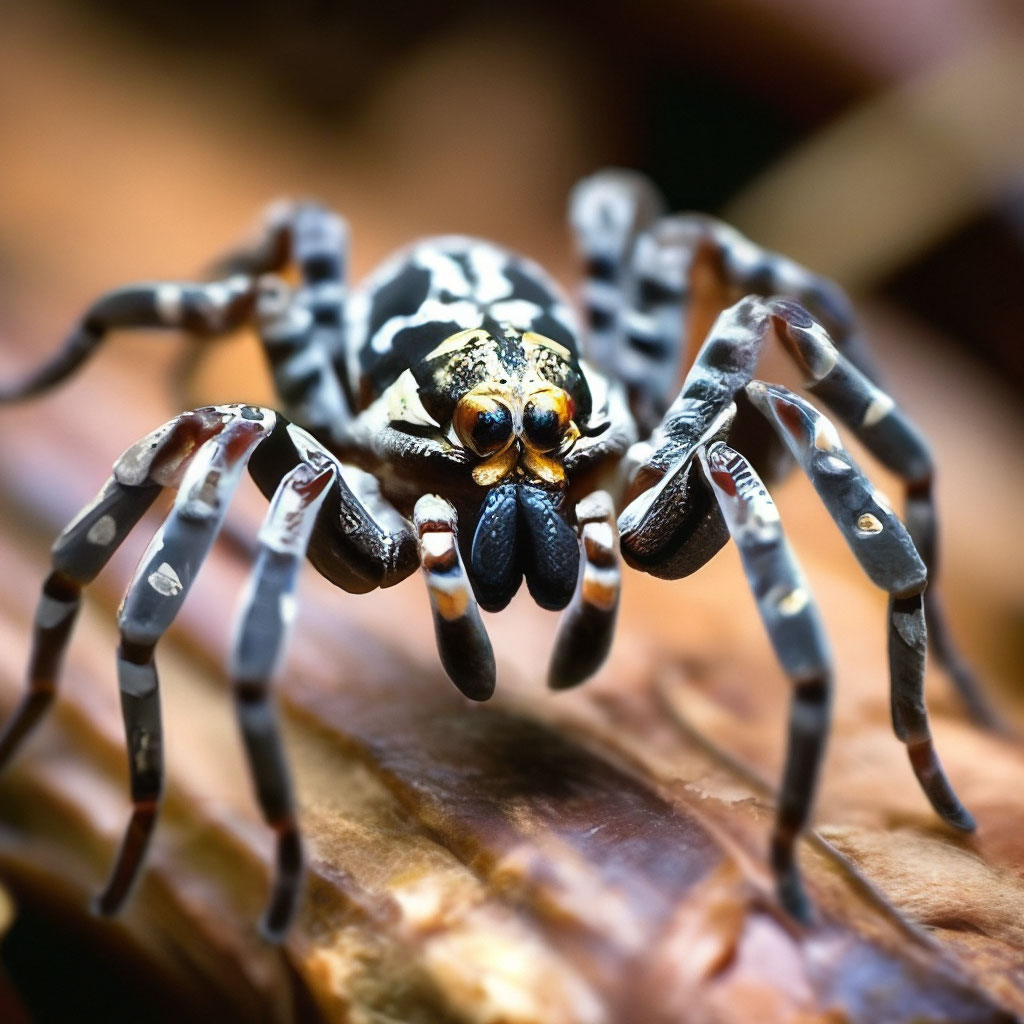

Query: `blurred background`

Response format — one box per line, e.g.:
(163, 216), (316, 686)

(1, 1), (1024, 1020)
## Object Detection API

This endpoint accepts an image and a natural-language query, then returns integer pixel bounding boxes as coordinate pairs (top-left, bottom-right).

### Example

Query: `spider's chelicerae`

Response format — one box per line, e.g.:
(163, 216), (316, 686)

(0, 170), (991, 940)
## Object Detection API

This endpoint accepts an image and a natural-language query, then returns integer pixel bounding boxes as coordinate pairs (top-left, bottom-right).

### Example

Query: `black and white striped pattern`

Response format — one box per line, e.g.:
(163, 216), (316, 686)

(348, 236), (581, 403)
(699, 441), (832, 921)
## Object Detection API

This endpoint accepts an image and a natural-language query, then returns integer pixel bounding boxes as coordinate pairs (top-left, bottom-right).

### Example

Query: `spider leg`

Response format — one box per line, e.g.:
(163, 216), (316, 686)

(231, 460), (336, 940)
(211, 200), (354, 432)
(762, 298), (997, 727)
(638, 211), (885, 389)
(569, 179), (882, 435)
(413, 495), (495, 701)
(97, 412), (272, 915)
(569, 169), (665, 378)
(0, 405), (237, 768)
(237, 203), (354, 436)
(0, 479), (161, 769)
(747, 381), (975, 831)
(0, 277), (257, 403)
(628, 292), (992, 727)
(548, 491), (621, 691)
(698, 441), (831, 922)
(618, 294), (776, 579)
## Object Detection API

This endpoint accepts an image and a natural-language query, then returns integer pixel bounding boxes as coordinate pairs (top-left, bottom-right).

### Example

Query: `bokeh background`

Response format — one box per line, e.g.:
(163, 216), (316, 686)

(1, 1), (1023, 1021)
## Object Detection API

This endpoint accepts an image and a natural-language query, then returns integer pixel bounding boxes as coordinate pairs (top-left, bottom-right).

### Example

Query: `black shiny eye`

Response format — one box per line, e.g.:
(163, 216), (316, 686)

(472, 405), (513, 452)
(523, 401), (562, 451)
(453, 393), (514, 455)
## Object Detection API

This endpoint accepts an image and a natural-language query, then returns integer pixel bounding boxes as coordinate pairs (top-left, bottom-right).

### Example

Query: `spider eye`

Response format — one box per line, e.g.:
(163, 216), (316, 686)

(453, 394), (514, 455)
(523, 388), (574, 453)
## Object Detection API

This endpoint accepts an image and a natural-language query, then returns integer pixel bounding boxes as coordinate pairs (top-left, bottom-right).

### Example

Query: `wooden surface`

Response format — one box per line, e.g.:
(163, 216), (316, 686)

(1, 6), (1024, 1022)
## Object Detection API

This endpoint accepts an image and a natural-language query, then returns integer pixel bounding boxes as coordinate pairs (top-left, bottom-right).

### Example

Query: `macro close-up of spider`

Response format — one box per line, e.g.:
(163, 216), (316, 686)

(2, 4), (1024, 1022)
(0, 168), (992, 945)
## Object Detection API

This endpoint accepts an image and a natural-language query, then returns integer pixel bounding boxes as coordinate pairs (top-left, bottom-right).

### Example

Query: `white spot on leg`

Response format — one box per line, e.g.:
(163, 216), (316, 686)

(86, 514), (117, 546)
(155, 284), (183, 324)
(279, 592), (297, 627)
(777, 587), (809, 616)
(822, 455), (851, 473)
(148, 562), (183, 597)
(812, 415), (843, 452)
(862, 391), (895, 428)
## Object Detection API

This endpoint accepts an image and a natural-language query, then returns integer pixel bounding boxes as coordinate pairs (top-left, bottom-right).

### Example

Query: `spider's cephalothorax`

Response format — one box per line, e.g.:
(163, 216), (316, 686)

(0, 171), (993, 941)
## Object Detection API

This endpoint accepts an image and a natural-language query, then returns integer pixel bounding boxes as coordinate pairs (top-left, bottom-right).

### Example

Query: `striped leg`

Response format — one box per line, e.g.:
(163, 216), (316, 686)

(630, 293), (992, 727)
(0, 480), (161, 769)
(0, 277), (257, 403)
(549, 491), (621, 691)
(572, 198), (882, 436)
(747, 382), (975, 831)
(620, 293), (909, 581)
(763, 298), (998, 728)
(98, 414), (271, 915)
(699, 442), (831, 922)
(0, 405), (238, 770)
(568, 169), (665, 379)
(618, 293), (784, 580)
(216, 201), (354, 432)
(232, 460), (336, 940)
(413, 495), (495, 701)
(640, 213), (886, 389)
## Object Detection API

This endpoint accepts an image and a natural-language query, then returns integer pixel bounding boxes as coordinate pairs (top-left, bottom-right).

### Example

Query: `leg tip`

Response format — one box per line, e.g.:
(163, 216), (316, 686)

(258, 826), (303, 943)
(92, 888), (124, 918)
(776, 866), (814, 925)
(259, 912), (291, 945)
(943, 803), (977, 833)
(259, 880), (300, 944)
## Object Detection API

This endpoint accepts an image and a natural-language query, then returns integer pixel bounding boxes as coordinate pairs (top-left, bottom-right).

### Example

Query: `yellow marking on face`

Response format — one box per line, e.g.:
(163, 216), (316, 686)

(453, 387), (516, 456)
(520, 445), (566, 486)
(472, 445), (519, 486)
(430, 329), (581, 486)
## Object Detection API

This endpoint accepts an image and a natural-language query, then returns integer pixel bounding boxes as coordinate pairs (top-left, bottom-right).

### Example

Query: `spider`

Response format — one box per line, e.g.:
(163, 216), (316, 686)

(0, 169), (990, 941)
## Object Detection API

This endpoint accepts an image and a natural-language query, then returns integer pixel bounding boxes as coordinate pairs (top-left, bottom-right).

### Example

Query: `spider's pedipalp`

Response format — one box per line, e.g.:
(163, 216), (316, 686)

(414, 495), (495, 701)
(549, 491), (621, 691)
(0, 277), (257, 404)
(231, 459), (336, 940)
(699, 441), (832, 922)
(747, 381), (975, 831)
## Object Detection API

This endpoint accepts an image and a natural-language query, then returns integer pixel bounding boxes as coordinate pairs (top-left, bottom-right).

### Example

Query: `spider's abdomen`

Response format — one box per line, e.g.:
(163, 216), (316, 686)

(348, 237), (581, 407)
